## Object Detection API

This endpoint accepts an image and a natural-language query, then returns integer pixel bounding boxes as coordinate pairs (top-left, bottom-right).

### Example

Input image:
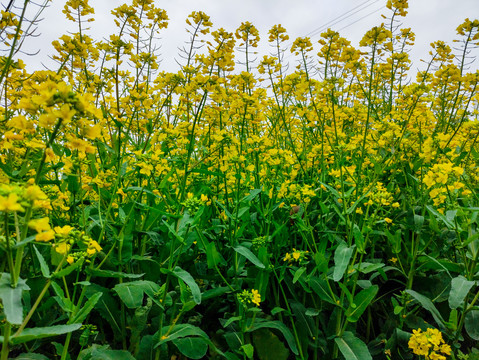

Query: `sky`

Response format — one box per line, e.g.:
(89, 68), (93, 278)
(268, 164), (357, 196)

(11, 0), (479, 75)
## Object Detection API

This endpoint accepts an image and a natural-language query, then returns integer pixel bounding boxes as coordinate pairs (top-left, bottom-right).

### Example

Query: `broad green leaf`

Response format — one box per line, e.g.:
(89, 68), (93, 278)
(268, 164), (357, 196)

(84, 284), (122, 339)
(233, 245), (265, 269)
(449, 276), (475, 309)
(206, 242), (223, 269)
(113, 281), (160, 309)
(168, 267), (202, 304)
(426, 205), (456, 230)
(202, 286), (230, 301)
(130, 298), (152, 354)
(0, 273), (30, 325)
(333, 242), (354, 282)
(241, 344), (254, 359)
(293, 267), (307, 284)
(406, 290), (446, 329)
(335, 331), (372, 360)
(51, 281), (73, 313)
(247, 320), (299, 355)
(72, 292), (102, 323)
(172, 337), (208, 359)
(156, 324), (209, 346)
(352, 224), (365, 253)
(33, 245), (50, 278)
(465, 310), (479, 340)
(11, 324), (82, 345)
(346, 285), (378, 323)
(77, 344), (136, 360)
(253, 328), (289, 360)
(309, 276), (337, 305)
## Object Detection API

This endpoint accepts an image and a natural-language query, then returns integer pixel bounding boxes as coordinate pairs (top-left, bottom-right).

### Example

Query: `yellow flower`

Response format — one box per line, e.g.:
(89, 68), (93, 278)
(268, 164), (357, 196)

(283, 253), (292, 262)
(251, 289), (261, 306)
(28, 217), (51, 233)
(0, 193), (25, 212)
(24, 185), (48, 202)
(66, 256), (75, 264)
(87, 240), (102, 256)
(54, 225), (74, 236)
(36, 229), (55, 242)
(384, 217), (393, 224)
(54, 242), (71, 255)
(292, 249), (301, 260)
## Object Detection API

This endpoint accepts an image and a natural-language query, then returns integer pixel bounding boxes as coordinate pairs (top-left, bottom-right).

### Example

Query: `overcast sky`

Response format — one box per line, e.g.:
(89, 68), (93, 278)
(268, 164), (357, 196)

(15, 0), (479, 74)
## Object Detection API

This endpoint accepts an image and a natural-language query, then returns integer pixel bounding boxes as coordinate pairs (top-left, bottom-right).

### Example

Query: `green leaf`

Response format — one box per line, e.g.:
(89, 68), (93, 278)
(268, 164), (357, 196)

(346, 285), (378, 323)
(72, 292), (102, 323)
(293, 267), (307, 284)
(241, 189), (261, 203)
(51, 281), (73, 313)
(202, 286), (230, 301)
(86, 268), (144, 279)
(233, 245), (265, 269)
(77, 344), (136, 360)
(12, 353), (49, 360)
(333, 242), (354, 282)
(309, 276), (337, 305)
(465, 310), (479, 340)
(206, 242), (224, 269)
(426, 205), (457, 230)
(84, 284), (122, 339)
(169, 267), (202, 304)
(0, 273), (30, 325)
(406, 290), (446, 329)
(247, 320), (299, 355)
(253, 328), (290, 360)
(172, 337), (208, 359)
(10, 324), (82, 345)
(113, 281), (160, 309)
(241, 344), (254, 359)
(33, 245), (50, 278)
(352, 224), (365, 253)
(156, 324), (209, 346)
(448, 276), (475, 309)
(335, 331), (372, 360)
(53, 258), (85, 278)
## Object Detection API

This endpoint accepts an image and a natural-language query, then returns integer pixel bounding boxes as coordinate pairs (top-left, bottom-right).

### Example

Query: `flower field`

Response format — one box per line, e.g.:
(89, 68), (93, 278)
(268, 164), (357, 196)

(0, 0), (478, 359)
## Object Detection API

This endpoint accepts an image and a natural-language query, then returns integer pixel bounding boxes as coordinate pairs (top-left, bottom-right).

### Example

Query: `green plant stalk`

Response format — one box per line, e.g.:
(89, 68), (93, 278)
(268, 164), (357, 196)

(0, 323), (11, 360)
(14, 255), (67, 337)
(13, 117), (64, 288)
(4, 214), (15, 286)
(273, 268), (305, 360)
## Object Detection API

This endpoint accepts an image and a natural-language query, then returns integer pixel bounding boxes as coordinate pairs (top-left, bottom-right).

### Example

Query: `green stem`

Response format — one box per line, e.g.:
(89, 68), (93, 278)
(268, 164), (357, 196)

(0, 323), (11, 360)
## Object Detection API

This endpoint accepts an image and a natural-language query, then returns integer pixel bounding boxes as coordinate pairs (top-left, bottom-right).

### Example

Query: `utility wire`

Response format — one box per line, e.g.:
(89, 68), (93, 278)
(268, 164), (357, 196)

(304, 0), (380, 40)
(336, 5), (386, 33)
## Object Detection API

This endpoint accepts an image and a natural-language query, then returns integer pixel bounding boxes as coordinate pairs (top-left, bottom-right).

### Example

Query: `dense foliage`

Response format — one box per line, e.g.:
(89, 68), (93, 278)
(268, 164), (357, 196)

(0, 0), (478, 359)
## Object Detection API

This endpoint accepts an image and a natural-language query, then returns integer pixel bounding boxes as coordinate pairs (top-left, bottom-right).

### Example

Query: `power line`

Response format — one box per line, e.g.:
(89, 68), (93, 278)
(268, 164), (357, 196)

(336, 5), (386, 33)
(305, 0), (380, 40)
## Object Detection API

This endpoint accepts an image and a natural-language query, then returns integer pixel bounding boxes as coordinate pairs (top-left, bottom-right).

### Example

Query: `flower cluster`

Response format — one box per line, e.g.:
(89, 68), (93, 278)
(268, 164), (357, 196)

(408, 328), (451, 360)
(283, 248), (309, 265)
(238, 289), (261, 307)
